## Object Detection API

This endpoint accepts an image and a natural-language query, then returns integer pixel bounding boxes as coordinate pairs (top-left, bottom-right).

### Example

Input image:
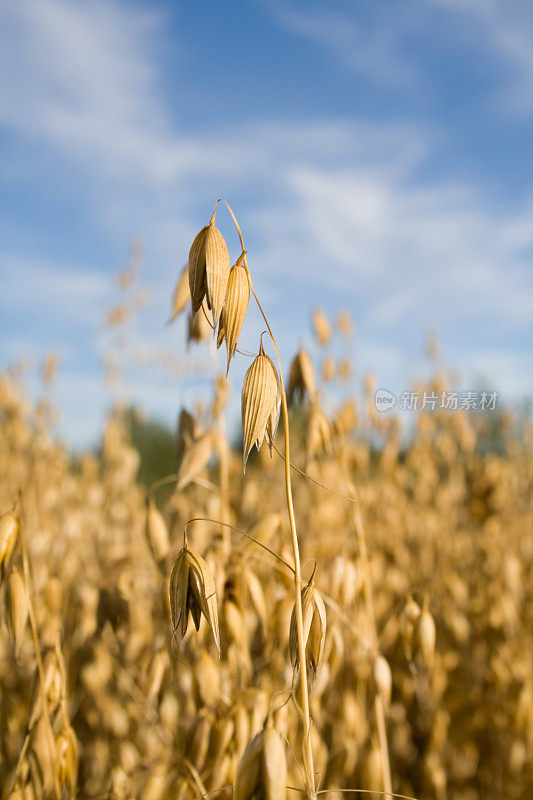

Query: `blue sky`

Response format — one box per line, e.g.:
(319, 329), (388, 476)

(1, 0), (532, 447)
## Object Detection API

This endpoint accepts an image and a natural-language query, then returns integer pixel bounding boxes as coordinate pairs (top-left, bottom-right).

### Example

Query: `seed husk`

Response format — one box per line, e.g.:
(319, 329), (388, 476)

(6, 566), (28, 655)
(322, 356), (336, 382)
(212, 374), (229, 418)
(337, 309), (353, 338)
(287, 349), (315, 404)
(289, 574), (327, 692)
(0, 508), (19, 582)
(417, 604), (436, 669)
(400, 595), (421, 661)
(167, 265), (190, 324)
(312, 308), (331, 346)
(374, 654), (392, 708)
(241, 341), (280, 470)
(176, 408), (200, 460)
(218, 252), (250, 372)
(187, 304), (212, 344)
(306, 402), (332, 464)
(188, 211), (230, 327)
(265, 384), (281, 459)
(234, 717), (287, 800)
(55, 725), (79, 794)
(217, 307), (227, 350)
(145, 498), (169, 566)
(176, 431), (214, 491)
(169, 543), (220, 655)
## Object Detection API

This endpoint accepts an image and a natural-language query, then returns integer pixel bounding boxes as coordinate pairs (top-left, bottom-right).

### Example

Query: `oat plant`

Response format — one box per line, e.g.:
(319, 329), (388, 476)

(176, 199), (321, 799)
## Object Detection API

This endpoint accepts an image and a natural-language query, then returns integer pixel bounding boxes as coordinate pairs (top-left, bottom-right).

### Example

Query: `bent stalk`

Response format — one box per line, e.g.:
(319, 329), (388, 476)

(221, 200), (316, 798)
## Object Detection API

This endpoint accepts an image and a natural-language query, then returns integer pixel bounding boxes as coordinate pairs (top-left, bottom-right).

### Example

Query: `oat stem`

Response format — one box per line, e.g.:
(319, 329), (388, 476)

(209, 338), (231, 558)
(218, 198), (317, 798)
(343, 473), (392, 799)
(17, 493), (62, 800)
(184, 517), (295, 574)
(271, 442), (359, 504)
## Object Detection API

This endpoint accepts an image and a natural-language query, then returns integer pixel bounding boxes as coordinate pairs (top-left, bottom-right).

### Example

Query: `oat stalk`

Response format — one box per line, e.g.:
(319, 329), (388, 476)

(218, 198), (317, 798)
(16, 493), (62, 800)
(343, 471), (393, 799)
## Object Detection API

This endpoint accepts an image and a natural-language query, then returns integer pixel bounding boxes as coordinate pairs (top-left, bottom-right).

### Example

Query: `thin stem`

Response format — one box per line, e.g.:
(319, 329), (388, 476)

(272, 443), (359, 505)
(253, 301), (316, 796)
(375, 694), (393, 800)
(209, 339), (231, 558)
(192, 788), (232, 800)
(149, 472), (182, 497)
(315, 789), (420, 800)
(343, 471), (392, 799)
(17, 494), (62, 800)
(200, 301), (216, 330)
(184, 758), (209, 799)
(235, 345), (256, 358)
(287, 788), (420, 800)
(217, 199), (316, 798)
(184, 517), (295, 574)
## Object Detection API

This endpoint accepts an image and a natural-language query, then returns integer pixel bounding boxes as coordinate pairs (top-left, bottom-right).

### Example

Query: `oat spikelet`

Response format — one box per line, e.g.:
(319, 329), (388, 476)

(374, 654), (392, 708)
(337, 308), (353, 338)
(217, 307), (226, 350)
(287, 349), (315, 404)
(289, 573), (326, 691)
(177, 408), (200, 460)
(42, 353), (59, 385)
(6, 567), (28, 655)
(266, 383), (281, 459)
(312, 308), (331, 346)
(167, 265), (190, 324)
(189, 228), (209, 313)
(417, 603), (436, 669)
(262, 724), (287, 800)
(187, 304), (212, 344)
(145, 498), (169, 565)
(188, 210), (230, 327)
(241, 340), (280, 470)
(400, 595), (421, 660)
(306, 401), (332, 464)
(235, 717), (287, 800)
(322, 356), (336, 382)
(0, 507), (19, 582)
(55, 725), (79, 794)
(212, 374), (229, 418)
(218, 251), (250, 372)
(169, 543), (220, 655)
(176, 431), (214, 491)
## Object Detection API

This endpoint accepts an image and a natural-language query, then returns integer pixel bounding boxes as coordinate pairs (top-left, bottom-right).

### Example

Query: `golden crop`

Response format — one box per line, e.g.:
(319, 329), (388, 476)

(0, 205), (532, 800)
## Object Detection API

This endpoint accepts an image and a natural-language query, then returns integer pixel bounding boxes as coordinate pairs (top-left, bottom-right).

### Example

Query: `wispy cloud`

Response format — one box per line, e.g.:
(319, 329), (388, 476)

(268, 0), (533, 114)
(0, 0), (168, 164)
(269, 4), (423, 91)
(2, 255), (110, 324)
(430, 0), (533, 113)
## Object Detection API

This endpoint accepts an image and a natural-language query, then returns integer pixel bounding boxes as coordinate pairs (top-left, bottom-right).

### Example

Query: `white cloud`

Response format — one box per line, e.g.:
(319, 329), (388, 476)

(269, 0), (533, 113)
(429, 0), (533, 113)
(458, 346), (533, 400)
(270, 5), (422, 90)
(1, 255), (111, 334)
(0, 1), (165, 149)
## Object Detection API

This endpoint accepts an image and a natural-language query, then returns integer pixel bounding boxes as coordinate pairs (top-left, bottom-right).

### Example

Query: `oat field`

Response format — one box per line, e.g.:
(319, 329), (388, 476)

(1, 204), (532, 800)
